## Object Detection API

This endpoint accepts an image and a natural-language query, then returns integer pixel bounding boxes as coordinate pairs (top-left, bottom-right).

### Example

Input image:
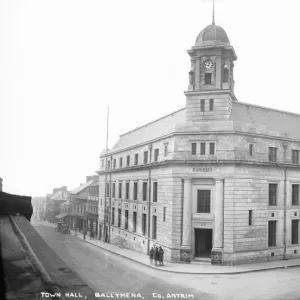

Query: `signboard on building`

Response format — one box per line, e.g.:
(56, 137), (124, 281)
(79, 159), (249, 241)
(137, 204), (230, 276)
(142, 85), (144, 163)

(211, 250), (223, 265)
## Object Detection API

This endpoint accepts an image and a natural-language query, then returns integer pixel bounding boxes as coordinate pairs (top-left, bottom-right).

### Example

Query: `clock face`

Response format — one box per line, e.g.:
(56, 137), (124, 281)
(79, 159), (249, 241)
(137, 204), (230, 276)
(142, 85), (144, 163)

(204, 60), (213, 71)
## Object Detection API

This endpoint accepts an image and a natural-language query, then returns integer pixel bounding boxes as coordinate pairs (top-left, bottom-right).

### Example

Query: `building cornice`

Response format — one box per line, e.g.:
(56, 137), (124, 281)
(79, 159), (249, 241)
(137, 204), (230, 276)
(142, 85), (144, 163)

(96, 159), (300, 175)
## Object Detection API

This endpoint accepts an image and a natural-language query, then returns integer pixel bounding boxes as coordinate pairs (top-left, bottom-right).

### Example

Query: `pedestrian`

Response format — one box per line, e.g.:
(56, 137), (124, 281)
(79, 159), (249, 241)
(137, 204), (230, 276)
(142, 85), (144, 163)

(149, 247), (154, 265)
(90, 229), (94, 240)
(154, 246), (159, 266)
(158, 246), (164, 266)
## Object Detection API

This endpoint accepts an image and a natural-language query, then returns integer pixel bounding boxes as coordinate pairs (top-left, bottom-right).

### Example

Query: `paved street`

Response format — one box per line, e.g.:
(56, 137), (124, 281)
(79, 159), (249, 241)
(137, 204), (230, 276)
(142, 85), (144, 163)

(33, 222), (300, 300)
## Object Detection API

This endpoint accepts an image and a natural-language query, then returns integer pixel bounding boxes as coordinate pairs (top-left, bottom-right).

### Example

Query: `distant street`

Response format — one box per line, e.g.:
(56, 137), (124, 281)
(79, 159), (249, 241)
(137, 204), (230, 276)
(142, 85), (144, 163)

(33, 221), (300, 300)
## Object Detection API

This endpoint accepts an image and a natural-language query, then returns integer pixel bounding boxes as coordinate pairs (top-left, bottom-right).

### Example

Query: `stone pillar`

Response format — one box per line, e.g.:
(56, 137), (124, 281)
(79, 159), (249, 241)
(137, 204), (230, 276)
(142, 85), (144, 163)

(212, 178), (224, 265)
(180, 178), (192, 263)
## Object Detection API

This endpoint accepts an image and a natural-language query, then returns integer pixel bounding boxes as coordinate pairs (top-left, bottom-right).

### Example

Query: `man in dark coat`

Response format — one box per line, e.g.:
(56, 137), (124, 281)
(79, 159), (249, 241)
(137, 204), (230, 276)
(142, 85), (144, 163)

(154, 246), (159, 266)
(149, 247), (154, 265)
(158, 246), (164, 266)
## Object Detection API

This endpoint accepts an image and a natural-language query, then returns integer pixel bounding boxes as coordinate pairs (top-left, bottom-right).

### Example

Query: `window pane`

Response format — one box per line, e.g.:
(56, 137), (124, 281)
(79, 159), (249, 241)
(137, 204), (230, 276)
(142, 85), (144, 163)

(292, 220), (299, 244)
(268, 221), (276, 247)
(292, 185), (299, 205)
(209, 143), (215, 155)
(269, 184), (277, 206)
(205, 73), (212, 84)
(200, 143), (206, 155)
(191, 143), (197, 155)
(209, 99), (214, 111)
(197, 190), (211, 213)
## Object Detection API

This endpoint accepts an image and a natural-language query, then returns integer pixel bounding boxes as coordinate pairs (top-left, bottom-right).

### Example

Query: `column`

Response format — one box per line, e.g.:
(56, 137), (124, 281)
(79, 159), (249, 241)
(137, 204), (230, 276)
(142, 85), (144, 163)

(180, 178), (192, 263)
(182, 179), (192, 246)
(213, 179), (224, 249)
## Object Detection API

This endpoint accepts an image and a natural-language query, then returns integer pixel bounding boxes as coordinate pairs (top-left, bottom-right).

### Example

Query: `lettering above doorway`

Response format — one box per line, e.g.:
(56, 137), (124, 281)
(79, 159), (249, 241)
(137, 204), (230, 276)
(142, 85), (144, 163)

(192, 167), (212, 172)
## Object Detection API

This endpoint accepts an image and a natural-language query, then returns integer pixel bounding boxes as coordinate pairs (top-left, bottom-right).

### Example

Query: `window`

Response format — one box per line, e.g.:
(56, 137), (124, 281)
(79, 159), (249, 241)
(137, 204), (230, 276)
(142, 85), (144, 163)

(292, 150), (299, 164)
(134, 153), (138, 165)
(164, 143), (168, 157)
(101, 159), (104, 168)
(144, 151), (148, 164)
(200, 143), (206, 155)
(292, 185), (299, 205)
(113, 159), (116, 169)
(197, 190), (211, 213)
(106, 183), (110, 197)
(142, 213), (147, 235)
(292, 220), (299, 245)
(209, 99), (214, 111)
(249, 210), (252, 226)
(118, 182), (122, 199)
(153, 182), (158, 202)
(191, 143), (197, 155)
(107, 160), (111, 169)
(249, 144), (253, 156)
(118, 208), (121, 227)
(200, 99), (205, 112)
(112, 207), (115, 225)
(269, 147), (277, 162)
(133, 212), (137, 232)
(209, 143), (215, 155)
(119, 157), (123, 168)
(142, 182), (147, 201)
(269, 184), (277, 206)
(205, 73), (212, 85)
(268, 221), (276, 247)
(125, 210), (128, 230)
(133, 182), (138, 200)
(154, 149), (159, 162)
(112, 183), (116, 198)
(126, 182), (130, 199)
(126, 155), (130, 167)
(152, 215), (157, 239)
(163, 207), (166, 222)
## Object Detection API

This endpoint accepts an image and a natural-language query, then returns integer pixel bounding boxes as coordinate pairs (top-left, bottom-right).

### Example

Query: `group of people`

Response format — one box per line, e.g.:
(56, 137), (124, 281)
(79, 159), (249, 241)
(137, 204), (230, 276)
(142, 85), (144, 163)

(149, 245), (164, 266)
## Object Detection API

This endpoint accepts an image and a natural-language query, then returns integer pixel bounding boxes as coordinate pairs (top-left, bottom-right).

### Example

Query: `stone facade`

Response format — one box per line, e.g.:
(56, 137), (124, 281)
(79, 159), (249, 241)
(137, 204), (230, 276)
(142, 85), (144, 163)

(97, 22), (300, 265)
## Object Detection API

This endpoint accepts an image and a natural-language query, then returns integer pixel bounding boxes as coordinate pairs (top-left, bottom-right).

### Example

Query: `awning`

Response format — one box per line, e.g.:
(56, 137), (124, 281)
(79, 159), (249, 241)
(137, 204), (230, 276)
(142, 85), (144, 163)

(54, 213), (69, 219)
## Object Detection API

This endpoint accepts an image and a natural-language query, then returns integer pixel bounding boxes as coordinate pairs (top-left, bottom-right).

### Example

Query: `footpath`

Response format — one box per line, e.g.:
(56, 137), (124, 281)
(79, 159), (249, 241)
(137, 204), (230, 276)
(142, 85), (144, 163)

(70, 229), (300, 275)
(34, 220), (300, 275)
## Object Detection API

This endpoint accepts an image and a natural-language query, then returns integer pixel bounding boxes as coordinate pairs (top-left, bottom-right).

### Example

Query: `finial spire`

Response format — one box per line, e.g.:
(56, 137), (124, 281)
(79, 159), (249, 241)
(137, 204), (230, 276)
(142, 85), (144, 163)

(212, 0), (215, 25)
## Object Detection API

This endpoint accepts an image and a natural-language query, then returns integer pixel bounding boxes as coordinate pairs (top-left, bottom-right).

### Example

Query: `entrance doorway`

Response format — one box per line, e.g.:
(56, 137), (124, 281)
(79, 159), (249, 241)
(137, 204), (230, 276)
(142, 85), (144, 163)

(194, 228), (212, 258)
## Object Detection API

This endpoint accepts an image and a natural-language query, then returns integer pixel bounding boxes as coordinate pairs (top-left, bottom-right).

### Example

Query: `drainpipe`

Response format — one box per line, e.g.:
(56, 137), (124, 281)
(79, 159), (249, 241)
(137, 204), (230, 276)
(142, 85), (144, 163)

(283, 143), (288, 260)
(147, 144), (153, 255)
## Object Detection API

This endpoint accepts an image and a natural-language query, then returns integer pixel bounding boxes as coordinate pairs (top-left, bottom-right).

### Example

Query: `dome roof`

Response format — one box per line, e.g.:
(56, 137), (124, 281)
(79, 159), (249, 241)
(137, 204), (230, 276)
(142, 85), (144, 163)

(195, 24), (230, 46)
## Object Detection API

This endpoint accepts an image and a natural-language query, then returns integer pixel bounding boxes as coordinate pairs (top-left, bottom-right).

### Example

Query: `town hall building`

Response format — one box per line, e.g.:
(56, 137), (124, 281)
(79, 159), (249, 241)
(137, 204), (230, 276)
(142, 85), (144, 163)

(97, 18), (300, 265)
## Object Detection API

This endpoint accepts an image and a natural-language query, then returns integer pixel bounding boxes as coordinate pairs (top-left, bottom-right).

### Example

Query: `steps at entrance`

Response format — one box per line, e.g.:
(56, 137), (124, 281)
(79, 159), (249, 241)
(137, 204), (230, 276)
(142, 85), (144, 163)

(192, 257), (211, 264)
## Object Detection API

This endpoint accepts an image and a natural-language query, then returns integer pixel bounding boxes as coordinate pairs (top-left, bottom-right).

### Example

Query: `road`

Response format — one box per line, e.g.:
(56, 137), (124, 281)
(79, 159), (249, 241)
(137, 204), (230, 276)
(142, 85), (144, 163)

(32, 221), (300, 300)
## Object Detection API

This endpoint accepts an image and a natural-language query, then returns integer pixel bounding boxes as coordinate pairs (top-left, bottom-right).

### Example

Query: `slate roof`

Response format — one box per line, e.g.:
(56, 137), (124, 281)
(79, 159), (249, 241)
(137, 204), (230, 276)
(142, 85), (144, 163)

(230, 101), (300, 140)
(111, 108), (186, 152)
(108, 101), (300, 153)
(70, 180), (94, 195)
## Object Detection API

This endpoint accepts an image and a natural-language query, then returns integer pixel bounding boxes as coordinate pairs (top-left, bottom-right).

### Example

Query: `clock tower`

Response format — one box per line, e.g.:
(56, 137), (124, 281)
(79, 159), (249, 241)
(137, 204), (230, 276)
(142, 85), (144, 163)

(185, 22), (237, 122)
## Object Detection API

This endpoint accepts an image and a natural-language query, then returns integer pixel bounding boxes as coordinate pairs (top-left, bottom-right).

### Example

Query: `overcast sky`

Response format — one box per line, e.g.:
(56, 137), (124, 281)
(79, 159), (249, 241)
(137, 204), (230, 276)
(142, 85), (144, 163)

(1, 0), (300, 197)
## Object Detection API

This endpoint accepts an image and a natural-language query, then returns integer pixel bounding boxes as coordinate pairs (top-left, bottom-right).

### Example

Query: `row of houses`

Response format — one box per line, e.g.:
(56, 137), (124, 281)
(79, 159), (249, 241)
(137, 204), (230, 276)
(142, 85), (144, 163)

(42, 175), (99, 235)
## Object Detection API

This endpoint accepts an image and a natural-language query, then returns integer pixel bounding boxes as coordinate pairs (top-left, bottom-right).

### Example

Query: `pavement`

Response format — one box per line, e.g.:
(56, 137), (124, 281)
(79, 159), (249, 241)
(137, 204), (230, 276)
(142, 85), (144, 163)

(36, 220), (300, 275)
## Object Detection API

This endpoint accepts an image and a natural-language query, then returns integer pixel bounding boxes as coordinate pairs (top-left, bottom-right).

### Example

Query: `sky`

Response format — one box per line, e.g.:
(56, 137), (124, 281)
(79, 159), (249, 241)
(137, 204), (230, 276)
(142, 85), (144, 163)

(1, 0), (300, 197)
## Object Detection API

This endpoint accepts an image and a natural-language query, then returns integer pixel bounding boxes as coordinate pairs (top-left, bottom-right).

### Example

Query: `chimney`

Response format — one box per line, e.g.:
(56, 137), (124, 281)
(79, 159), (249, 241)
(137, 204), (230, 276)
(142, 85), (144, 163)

(0, 178), (3, 191)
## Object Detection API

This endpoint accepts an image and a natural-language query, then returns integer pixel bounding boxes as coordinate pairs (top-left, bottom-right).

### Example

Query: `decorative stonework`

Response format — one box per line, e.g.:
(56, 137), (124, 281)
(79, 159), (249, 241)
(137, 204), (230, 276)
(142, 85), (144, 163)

(211, 250), (223, 265)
